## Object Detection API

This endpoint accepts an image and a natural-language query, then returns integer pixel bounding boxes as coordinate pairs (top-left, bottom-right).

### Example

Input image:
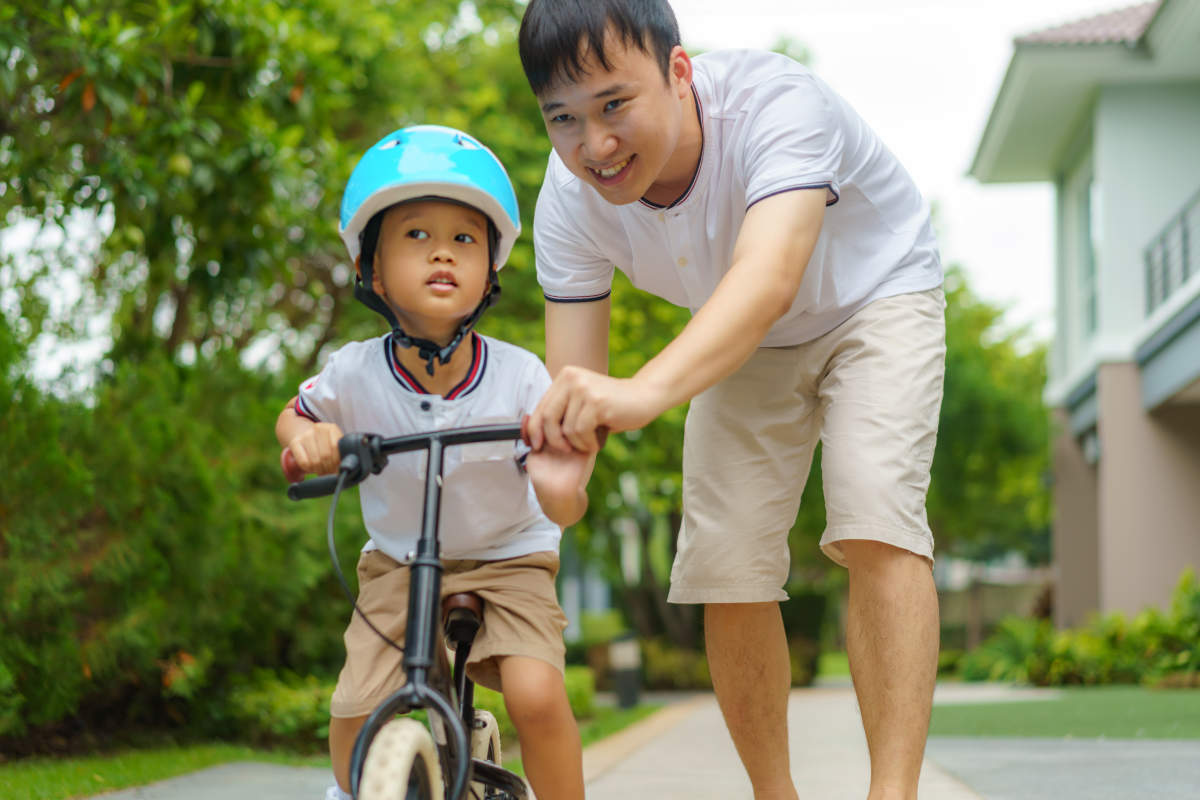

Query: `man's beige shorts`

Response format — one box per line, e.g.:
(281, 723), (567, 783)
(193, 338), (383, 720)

(330, 549), (567, 719)
(668, 288), (946, 604)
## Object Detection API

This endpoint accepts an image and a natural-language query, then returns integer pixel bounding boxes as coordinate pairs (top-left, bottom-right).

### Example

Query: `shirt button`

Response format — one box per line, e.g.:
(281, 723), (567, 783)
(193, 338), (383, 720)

(677, 257), (688, 267)
(420, 400), (432, 411)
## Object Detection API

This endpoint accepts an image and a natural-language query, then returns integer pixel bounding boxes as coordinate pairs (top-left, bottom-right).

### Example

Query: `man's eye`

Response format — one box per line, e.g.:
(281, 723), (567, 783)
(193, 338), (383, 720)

(406, 229), (428, 240)
(455, 233), (476, 244)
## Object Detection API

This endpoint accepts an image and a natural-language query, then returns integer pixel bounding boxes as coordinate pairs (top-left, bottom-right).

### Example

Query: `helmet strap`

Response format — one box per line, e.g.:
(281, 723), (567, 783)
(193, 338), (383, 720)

(354, 270), (501, 377)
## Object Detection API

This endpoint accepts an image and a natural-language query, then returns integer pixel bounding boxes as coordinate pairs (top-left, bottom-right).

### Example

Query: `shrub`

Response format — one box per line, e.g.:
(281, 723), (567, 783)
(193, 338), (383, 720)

(640, 638), (712, 691)
(220, 665), (596, 750)
(958, 569), (1199, 687)
(225, 670), (332, 750)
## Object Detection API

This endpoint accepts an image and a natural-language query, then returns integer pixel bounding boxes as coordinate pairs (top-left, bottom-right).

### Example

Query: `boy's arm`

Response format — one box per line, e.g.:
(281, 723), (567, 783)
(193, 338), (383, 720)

(527, 188), (826, 452)
(276, 396), (343, 476)
(526, 445), (596, 528)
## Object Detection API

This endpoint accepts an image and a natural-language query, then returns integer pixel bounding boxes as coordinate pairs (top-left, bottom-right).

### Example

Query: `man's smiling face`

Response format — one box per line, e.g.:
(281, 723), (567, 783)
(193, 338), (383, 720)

(536, 29), (697, 207)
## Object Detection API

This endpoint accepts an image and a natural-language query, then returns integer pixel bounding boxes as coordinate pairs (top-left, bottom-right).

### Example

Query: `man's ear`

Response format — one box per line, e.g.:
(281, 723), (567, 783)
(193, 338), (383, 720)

(668, 45), (693, 94)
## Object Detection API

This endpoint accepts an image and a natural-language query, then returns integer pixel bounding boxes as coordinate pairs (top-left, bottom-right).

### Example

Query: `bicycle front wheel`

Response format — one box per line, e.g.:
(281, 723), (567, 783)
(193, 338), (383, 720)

(358, 717), (444, 800)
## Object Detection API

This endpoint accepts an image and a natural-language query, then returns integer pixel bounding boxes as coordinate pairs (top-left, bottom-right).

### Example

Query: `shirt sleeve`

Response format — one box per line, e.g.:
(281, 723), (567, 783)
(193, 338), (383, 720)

(295, 349), (343, 425)
(741, 73), (843, 209)
(532, 158), (616, 303)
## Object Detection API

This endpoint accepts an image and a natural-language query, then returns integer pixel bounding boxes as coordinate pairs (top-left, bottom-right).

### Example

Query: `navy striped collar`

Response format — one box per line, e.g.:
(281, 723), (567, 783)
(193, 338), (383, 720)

(384, 332), (487, 399)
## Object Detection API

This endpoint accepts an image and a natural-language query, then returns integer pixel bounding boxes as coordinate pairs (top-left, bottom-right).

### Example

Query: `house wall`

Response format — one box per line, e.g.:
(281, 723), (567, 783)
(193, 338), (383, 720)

(1097, 362), (1200, 615)
(1093, 83), (1200, 349)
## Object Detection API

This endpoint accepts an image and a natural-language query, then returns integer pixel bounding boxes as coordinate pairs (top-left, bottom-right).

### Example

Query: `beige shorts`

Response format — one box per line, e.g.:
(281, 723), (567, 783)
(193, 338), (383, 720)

(330, 549), (567, 718)
(668, 288), (946, 604)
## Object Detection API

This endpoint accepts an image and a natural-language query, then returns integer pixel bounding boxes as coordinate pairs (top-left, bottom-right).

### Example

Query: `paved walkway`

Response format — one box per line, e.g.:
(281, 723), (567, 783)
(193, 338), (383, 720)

(89, 682), (1200, 799)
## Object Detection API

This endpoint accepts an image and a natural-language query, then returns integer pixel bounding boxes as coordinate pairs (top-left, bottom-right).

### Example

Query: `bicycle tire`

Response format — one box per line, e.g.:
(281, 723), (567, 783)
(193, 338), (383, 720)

(469, 710), (502, 799)
(358, 718), (444, 800)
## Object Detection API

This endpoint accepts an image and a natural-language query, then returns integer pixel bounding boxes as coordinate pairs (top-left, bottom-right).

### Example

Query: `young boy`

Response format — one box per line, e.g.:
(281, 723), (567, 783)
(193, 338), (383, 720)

(517, 2), (945, 799)
(276, 125), (588, 800)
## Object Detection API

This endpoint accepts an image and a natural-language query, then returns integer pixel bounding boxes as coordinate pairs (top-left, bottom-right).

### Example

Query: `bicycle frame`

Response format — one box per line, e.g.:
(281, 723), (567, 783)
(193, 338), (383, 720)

(289, 423), (527, 800)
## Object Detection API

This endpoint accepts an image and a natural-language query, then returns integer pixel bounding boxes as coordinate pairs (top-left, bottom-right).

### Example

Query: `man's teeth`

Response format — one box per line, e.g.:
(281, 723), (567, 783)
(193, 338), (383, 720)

(595, 158), (630, 178)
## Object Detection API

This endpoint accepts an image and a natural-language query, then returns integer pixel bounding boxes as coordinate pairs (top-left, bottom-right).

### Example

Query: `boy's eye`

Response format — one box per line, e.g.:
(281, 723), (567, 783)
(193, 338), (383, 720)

(550, 113), (573, 124)
(455, 233), (476, 244)
(604, 99), (625, 112)
(406, 229), (429, 240)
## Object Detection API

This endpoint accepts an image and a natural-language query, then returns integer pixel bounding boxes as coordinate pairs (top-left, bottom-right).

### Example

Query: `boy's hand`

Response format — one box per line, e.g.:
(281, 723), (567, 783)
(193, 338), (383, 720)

(525, 419), (597, 528)
(286, 422), (344, 476)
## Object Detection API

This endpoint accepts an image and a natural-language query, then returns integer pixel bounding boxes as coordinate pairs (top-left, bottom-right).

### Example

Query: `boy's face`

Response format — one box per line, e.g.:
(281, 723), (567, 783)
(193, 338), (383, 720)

(536, 29), (696, 207)
(370, 200), (491, 339)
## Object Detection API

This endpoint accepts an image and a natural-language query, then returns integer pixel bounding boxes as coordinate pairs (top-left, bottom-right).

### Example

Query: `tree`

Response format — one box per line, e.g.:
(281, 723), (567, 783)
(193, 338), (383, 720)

(928, 266), (1051, 563)
(1, 0), (529, 370)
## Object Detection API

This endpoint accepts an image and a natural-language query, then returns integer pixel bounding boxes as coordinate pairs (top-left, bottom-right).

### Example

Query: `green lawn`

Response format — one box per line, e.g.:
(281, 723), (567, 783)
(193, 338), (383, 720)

(930, 685), (1200, 739)
(504, 703), (662, 777)
(0, 705), (663, 799)
(0, 744), (328, 800)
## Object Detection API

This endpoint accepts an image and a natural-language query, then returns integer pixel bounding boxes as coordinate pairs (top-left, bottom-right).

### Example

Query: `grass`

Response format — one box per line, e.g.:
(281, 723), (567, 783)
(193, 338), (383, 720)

(0, 743), (328, 800)
(0, 705), (664, 798)
(504, 702), (662, 777)
(929, 685), (1200, 740)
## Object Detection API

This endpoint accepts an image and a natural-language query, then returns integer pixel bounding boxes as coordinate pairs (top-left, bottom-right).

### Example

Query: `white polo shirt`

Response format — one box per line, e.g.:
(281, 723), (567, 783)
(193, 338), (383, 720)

(533, 49), (943, 346)
(295, 332), (561, 562)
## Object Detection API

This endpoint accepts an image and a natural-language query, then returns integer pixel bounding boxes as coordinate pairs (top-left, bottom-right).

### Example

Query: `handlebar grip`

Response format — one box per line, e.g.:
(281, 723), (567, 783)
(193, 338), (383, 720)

(287, 474), (343, 501)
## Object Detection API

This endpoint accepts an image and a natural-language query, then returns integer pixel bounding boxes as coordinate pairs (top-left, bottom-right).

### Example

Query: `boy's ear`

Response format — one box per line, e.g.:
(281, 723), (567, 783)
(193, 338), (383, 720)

(354, 255), (363, 281)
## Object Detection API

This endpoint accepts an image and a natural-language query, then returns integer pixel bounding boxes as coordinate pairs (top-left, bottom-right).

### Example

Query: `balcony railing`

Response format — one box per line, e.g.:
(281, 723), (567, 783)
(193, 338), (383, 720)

(1145, 186), (1200, 314)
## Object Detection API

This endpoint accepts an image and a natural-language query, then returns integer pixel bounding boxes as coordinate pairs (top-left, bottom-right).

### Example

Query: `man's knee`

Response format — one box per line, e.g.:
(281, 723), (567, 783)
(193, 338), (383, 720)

(840, 539), (928, 572)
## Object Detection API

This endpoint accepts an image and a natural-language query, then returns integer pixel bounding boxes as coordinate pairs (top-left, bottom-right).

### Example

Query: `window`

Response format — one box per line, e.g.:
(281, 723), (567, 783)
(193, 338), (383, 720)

(1080, 173), (1100, 335)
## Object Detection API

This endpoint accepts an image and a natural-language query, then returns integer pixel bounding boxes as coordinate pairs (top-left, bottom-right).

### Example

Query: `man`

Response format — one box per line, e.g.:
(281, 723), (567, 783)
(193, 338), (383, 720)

(519, 2), (944, 798)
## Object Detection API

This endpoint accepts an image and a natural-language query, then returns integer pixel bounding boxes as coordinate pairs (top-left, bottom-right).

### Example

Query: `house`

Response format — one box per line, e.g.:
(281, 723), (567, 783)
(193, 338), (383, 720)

(970, 0), (1200, 627)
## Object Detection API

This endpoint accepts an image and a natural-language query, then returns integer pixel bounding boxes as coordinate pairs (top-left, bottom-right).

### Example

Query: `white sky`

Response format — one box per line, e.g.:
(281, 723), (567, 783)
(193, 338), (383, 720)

(673, 0), (1128, 339)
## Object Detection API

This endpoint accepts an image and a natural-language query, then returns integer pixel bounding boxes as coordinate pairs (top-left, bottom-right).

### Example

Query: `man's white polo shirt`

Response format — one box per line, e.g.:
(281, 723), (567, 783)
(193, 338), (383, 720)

(296, 332), (561, 563)
(533, 49), (943, 346)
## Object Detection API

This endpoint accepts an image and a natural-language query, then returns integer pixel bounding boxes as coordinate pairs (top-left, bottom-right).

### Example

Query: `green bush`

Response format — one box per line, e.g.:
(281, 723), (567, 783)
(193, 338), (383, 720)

(959, 569), (1199, 687)
(220, 666), (596, 750)
(0, 334), (362, 747)
(640, 638), (712, 691)
(225, 670), (332, 750)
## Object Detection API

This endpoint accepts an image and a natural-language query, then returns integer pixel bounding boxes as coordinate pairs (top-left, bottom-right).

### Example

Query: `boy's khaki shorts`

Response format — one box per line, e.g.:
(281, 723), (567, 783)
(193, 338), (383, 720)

(668, 288), (946, 604)
(330, 549), (566, 718)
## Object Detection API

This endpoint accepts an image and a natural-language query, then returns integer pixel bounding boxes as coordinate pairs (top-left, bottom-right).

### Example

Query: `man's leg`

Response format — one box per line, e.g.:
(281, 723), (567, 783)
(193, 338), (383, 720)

(842, 540), (939, 800)
(705, 601), (799, 800)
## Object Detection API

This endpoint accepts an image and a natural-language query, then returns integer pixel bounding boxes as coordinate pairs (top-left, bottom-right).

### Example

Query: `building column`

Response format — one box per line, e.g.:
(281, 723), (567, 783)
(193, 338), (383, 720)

(1097, 362), (1200, 615)
(1052, 409), (1100, 628)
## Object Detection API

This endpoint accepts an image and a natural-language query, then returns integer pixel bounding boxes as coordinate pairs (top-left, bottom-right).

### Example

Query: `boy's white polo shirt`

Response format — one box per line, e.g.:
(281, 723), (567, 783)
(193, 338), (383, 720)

(295, 332), (561, 563)
(533, 49), (943, 346)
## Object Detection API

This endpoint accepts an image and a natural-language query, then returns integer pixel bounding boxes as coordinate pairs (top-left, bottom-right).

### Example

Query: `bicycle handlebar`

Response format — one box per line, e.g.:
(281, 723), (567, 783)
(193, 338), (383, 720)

(285, 423), (524, 501)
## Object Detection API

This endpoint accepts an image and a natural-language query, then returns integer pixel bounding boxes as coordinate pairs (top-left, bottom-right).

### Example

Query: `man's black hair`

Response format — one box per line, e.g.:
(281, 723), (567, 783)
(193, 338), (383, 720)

(518, 0), (682, 96)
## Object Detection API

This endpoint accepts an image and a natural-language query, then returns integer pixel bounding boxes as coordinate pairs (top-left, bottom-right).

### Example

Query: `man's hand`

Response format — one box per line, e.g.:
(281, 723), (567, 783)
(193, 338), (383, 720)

(525, 366), (665, 453)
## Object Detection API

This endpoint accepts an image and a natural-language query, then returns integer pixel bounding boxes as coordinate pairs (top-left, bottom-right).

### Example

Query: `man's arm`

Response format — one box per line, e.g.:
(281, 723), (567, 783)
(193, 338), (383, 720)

(528, 188), (826, 452)
(545, 294), (610, 377)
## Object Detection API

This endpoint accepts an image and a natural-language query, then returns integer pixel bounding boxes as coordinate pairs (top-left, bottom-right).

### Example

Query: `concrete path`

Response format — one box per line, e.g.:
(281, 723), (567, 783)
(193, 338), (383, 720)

(582, 687), (981, 800)
(88, 682), (1197, 799)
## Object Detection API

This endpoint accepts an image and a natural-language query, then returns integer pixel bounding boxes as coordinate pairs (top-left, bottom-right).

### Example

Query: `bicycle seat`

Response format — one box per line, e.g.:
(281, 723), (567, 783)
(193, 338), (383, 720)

(443, 592), (484, 646)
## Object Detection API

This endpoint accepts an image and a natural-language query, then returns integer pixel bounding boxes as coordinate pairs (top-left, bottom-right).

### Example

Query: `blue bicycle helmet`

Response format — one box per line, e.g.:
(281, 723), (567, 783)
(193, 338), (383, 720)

(339, 125), (522, 374)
